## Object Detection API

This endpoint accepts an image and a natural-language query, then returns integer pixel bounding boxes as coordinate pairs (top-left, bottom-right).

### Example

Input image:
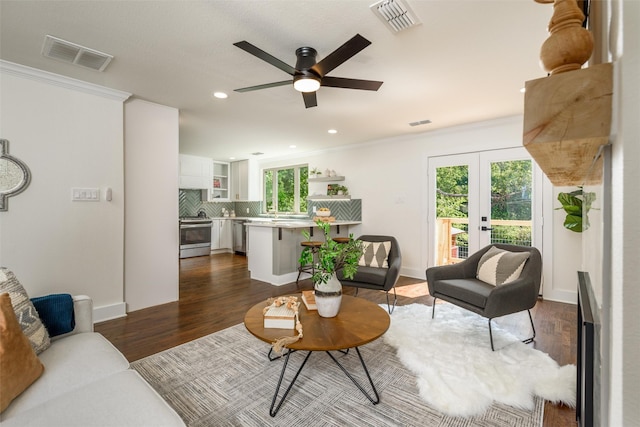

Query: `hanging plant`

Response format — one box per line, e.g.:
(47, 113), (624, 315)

(556, 187), (596, 233)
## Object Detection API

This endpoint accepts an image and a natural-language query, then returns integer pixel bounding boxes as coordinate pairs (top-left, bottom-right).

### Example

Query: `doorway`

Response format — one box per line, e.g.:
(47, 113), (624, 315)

(427, 147), (543, 267)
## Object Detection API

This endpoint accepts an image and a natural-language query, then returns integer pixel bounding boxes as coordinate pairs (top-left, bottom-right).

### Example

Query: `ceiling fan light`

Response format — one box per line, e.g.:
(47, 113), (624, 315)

(293, 77), (320, 93)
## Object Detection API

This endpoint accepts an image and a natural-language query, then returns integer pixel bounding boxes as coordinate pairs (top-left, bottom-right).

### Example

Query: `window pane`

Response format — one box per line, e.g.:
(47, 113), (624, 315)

(435, 165), (469, 265)
(490, 160), (532, 246)
(264, 170), (273, 212)
(300, 166), (308, 213)
(277, 168), (294, 212)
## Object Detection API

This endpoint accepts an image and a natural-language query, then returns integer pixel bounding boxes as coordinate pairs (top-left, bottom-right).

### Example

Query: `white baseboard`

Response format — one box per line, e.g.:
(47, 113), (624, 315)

(93, 302), (127, 323)
(542, 289), (577, 305)
(400, 267), (425, 281)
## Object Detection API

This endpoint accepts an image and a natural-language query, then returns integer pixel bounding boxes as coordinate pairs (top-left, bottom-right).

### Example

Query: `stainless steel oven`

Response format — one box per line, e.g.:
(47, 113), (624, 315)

(179, 218), (213, 258)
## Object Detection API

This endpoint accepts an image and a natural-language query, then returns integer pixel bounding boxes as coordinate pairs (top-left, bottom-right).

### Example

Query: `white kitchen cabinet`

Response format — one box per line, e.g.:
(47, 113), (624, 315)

(211, 219), (232, 251)
(179, 154), (212, 189)
(231, 159), (260, 201)
(204, 161), (230, 201)
(219, 219), (232, 249)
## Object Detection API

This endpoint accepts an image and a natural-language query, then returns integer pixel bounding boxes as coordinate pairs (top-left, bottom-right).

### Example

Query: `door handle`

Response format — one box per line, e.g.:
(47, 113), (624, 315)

(481, 226), (493, 231)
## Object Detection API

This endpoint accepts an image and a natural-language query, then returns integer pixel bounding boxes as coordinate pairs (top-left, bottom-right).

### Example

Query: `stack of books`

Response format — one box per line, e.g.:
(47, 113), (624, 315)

(263, 302), (297, 329)
(301, 290), (317, 311)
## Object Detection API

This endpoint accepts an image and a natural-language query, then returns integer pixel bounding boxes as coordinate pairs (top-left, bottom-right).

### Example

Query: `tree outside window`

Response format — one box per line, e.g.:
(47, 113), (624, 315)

(263, 165), (308, 213)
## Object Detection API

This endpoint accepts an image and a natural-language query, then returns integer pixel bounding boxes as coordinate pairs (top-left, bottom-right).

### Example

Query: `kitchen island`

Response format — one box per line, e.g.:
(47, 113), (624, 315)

(246, 220), (362, 286)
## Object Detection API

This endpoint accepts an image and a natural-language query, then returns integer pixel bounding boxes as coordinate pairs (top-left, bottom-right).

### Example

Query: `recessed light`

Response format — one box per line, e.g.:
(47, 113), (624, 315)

(520, 87), (526, 93)
(230, 157), (236, 160)
(328, 129), (338, 134)
(212, 91), (228, 99)
(289, 145), (297, 149)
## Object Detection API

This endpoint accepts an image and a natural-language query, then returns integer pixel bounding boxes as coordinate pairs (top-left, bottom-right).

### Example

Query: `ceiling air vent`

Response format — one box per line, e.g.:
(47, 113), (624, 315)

(409, 119), (431, 127)
(42, 35), (113, 72)
(370, 0), (421, 33)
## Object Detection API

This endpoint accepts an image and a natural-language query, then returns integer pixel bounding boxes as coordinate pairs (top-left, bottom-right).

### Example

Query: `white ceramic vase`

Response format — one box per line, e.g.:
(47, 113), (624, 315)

(314, 273), (342, 318)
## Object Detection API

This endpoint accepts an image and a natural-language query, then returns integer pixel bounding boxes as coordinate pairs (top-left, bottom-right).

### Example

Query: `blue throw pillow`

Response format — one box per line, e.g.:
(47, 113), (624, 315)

(30, 294), (75, 337)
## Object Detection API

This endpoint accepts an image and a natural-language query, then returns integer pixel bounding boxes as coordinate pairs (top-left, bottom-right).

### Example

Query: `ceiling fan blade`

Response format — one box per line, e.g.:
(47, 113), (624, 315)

(234, 41), (296, 76)
(234, 80), (291, 93)
(311, 34), (371, 77)
(302, 91), (317, 108)
(321, 76), (383, 91)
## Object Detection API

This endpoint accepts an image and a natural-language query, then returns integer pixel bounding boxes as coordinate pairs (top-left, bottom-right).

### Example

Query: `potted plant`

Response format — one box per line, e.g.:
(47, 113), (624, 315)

(298, 220), (363, 317)
(556, 186), (596, 232)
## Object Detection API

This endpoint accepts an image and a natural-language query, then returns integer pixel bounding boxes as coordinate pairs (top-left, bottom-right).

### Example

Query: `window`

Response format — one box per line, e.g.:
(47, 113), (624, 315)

(263, 165), (308, 213)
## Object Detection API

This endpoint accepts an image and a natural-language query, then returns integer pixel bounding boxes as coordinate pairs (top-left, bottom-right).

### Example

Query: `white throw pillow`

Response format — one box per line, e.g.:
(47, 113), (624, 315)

(358, 241), (391, 268)
(476, 246), (530, 286)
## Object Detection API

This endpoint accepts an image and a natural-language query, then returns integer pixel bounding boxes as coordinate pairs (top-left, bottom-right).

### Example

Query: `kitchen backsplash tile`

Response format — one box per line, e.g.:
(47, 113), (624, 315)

(179, 190), (361, 221)
(308, 199), (361, 221)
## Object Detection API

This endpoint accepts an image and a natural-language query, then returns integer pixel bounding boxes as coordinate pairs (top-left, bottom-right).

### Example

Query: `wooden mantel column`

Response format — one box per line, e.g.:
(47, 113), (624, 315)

(523, 62), (613, 186)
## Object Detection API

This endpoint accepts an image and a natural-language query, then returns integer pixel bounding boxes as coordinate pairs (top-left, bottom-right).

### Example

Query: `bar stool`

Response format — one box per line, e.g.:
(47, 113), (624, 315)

(333, 237), (350, 244)
(296, 241), (323, 285)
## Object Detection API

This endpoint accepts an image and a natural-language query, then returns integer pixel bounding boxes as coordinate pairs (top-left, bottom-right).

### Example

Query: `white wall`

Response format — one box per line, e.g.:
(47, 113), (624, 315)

(259, 116), (580, 301)
(124, 99), (179, 311)
(609, 0), (640, 424)
(0, 61), (130, 320)
(548, 186), (582, 303)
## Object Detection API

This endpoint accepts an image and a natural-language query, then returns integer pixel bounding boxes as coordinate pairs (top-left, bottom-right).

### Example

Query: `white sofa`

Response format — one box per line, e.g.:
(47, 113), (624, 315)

(0, 295), (185, 427)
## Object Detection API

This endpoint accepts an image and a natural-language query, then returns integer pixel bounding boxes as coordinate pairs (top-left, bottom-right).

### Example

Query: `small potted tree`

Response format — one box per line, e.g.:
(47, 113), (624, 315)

(298, 220), (363, 317)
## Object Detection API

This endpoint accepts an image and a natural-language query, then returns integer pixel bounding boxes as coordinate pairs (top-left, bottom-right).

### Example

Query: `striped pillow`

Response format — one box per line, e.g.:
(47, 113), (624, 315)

(358, 241), (391, 268)
(476, 246), (530, 286)
(0, 268), (51, 354)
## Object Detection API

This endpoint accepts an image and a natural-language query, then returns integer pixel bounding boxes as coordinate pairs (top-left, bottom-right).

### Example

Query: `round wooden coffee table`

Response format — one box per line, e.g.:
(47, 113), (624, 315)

(244, 295), (390, 416)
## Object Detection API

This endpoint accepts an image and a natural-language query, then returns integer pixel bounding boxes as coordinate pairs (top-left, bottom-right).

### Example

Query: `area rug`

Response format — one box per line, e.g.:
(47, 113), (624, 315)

(384, 303), (576, 418)
(132, 321), (547, 427)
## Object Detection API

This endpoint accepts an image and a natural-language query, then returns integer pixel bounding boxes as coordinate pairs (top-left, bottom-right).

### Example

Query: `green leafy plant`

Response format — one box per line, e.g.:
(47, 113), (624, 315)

(298, 220), (363, 286)
(556, 187), (596, 233)
(327, 184), (349, 195)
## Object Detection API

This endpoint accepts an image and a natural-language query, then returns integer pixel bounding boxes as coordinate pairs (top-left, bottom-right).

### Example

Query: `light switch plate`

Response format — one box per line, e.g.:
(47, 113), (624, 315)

(72, 188), (100, 201)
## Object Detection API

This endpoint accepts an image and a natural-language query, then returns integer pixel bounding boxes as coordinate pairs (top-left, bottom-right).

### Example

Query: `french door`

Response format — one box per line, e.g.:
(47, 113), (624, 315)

(428, 147), (542, 267)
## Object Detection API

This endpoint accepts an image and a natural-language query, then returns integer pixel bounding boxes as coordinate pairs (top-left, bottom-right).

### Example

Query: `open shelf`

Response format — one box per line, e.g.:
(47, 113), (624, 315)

(308, 195), (351, 200)
(308, 176), (345, 182)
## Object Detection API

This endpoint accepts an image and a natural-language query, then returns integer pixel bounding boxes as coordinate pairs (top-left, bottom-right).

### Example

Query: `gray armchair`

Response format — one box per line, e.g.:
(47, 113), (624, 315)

(337, 235), (401, 313)
(426, 244), (542, 350)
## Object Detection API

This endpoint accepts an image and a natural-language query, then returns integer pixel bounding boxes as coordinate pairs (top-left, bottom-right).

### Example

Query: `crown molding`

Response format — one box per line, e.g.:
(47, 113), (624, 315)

(0, 60), (131, 102)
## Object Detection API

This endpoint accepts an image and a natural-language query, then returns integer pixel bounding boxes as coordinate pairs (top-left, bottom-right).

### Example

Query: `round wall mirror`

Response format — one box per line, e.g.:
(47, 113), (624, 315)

(0, 139), (31, 211)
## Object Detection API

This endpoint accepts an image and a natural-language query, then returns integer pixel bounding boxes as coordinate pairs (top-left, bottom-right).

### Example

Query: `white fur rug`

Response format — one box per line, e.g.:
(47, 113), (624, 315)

(383, 303), (576, 418)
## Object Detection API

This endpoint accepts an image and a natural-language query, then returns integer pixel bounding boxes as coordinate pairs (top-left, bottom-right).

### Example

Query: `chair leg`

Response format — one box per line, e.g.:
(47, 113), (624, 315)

(385, 287), (397, 314)
(488, 318), (495, 351)
(489, 310), (537, 351)
(431, 297), (437, 319)
(522, 309), (536, 345)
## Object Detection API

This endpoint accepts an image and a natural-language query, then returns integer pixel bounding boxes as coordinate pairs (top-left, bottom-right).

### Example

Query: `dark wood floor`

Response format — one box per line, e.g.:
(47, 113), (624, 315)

(95, 253), (577, 426)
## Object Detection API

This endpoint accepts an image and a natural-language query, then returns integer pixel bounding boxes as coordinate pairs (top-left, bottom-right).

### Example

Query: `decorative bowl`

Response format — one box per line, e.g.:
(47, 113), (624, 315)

(316, 210), (331, 217)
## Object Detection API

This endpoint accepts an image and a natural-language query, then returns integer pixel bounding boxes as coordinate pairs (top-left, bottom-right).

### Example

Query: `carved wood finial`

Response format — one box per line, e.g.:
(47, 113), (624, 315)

(538, 0), (594, 75)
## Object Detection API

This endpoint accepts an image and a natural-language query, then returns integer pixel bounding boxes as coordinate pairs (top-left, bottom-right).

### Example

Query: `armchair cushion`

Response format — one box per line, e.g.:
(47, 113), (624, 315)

(358, 240), (391, 268)
(476, 246), (530, 286)
(345, 266), (388, 288)
(432, 278), (494, 309)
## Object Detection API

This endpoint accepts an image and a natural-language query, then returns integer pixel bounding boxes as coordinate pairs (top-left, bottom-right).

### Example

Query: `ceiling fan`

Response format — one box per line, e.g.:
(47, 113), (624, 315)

(233, 34), (383, 108)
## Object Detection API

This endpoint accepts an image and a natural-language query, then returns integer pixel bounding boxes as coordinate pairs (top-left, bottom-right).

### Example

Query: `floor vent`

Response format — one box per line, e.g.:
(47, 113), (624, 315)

(370, 0), (421, 33)
(42, 35), (113, 72)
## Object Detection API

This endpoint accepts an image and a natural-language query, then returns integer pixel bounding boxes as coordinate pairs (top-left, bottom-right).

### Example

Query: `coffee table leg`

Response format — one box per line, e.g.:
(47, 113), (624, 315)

(270, 350), (312, 417)
(325, 347), (380, 404)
